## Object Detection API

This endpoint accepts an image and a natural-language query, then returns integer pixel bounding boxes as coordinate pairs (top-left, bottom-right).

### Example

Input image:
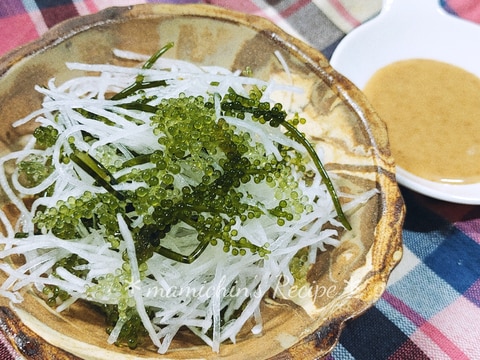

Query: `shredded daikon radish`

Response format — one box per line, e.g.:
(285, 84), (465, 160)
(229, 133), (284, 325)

(0, 47), (373, 354)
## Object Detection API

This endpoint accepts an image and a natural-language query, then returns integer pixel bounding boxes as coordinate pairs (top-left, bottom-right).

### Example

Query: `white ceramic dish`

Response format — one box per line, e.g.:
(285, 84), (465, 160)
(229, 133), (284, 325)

(330, 0), (480, 204)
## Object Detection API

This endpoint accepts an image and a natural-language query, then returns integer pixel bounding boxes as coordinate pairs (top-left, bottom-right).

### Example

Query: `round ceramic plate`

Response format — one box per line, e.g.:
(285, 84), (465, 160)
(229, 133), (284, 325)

(0, 4), (404, 359)
(330, 0), (480, 205)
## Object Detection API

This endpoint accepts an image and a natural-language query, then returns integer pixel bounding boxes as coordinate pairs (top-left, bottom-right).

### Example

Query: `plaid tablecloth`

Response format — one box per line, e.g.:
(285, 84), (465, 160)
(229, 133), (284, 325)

(1, 1), (480, 359)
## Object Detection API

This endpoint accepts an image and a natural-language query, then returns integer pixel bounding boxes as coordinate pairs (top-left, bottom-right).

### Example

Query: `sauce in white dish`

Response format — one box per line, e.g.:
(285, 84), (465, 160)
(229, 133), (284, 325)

(364, 59), (480, 184)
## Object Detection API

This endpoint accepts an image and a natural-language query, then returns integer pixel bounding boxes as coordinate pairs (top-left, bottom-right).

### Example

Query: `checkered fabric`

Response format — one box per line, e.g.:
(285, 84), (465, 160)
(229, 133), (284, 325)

(0, 0), (383, 59)
(1, 1), (480, 359)
(330, 188), (480, 359)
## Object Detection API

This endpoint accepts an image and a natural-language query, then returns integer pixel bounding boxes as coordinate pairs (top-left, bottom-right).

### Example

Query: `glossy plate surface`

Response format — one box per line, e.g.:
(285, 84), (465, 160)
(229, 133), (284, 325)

(331, 0), (480, 204)
(0, 4), (404, 359)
